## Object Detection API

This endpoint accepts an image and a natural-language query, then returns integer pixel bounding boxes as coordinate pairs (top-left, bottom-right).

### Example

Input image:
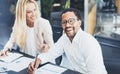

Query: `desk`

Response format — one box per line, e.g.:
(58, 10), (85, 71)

(6, 63), (81, 74)
(0, 50), (34, 74)
(0, 51), (81, 74)
(36, 62), (81, 74)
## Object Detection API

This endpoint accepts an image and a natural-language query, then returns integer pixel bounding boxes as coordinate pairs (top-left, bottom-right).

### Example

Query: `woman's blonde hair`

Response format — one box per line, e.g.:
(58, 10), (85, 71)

(13, 0), (40, 49)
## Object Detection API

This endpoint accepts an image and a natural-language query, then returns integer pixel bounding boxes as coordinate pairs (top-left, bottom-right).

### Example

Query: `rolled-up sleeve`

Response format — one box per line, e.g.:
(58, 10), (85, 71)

(38, 37), (64, 64)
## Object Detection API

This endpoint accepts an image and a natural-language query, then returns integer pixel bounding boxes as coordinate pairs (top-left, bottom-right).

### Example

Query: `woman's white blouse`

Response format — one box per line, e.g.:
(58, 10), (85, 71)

(25, 26), (36, 56)
(4, 17), (54, 56)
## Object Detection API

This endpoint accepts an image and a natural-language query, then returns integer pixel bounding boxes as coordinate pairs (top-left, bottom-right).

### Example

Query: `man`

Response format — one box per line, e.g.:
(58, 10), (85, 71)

(28, 8), (107, 74)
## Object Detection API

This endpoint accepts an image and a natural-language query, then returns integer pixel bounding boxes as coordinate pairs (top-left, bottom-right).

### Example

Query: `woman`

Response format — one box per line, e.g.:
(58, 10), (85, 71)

(0, 0), (54, 56)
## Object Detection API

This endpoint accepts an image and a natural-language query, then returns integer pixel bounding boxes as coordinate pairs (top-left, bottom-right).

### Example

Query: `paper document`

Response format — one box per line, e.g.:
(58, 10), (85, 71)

(7, 57), (34, 72)
(35, 63), (67, 74)
(0, 52), (23, 63)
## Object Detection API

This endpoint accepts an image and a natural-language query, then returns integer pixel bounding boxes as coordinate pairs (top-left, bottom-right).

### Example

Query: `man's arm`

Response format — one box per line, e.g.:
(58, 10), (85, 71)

(28, 36), (65, 74)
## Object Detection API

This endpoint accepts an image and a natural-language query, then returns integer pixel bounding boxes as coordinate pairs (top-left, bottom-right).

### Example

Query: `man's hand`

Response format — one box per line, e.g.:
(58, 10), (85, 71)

(28, 58), (41, 74)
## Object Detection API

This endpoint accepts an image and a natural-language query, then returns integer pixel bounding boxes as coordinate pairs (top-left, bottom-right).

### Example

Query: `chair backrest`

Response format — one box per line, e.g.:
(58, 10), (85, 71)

(99, 42), (120, 60)
(95, 35), (120, 47)
(95, 35), (120, 59)
(52, 26), (63, 42)
(94, 22), (120, 74)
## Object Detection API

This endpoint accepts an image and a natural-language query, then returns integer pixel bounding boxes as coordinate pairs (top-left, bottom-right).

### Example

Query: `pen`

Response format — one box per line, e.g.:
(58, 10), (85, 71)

(34, 53), (39, 68)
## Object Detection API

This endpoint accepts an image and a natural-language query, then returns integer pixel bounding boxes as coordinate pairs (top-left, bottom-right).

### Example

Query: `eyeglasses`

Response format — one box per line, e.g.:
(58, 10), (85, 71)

(62, 18), (79, 26)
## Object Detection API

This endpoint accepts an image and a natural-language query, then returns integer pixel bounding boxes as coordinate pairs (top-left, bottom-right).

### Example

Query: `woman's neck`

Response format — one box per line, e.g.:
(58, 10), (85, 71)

(27, 22), (34, 27)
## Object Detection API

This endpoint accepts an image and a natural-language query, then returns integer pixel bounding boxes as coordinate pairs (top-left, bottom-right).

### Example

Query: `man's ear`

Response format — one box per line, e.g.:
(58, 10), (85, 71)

(78, 20), (82, 27)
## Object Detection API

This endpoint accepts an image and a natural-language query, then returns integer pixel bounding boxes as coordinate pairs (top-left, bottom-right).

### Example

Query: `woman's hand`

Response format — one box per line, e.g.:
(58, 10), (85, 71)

(0, 48), (9, 56)
(40, 44), (50, 53)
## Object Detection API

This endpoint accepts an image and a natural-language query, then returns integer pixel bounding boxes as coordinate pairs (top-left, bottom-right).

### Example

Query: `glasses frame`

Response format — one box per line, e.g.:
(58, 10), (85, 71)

(62, 18), (79, 26)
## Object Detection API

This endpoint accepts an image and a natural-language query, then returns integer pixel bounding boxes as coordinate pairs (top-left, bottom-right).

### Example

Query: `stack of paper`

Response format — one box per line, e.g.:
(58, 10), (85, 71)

(0, 52), (23, 63)
(35, 63), (67, 74)
(7, 57), (34, 72)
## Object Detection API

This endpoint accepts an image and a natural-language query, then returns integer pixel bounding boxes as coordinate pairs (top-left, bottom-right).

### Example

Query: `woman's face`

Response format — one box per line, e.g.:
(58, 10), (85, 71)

(26, 2), (37, 25)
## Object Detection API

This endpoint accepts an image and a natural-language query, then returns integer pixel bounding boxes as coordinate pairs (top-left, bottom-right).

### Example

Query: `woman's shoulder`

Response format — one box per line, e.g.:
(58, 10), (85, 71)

(34, 17), (50, 28)
(38, 17), (49, 23)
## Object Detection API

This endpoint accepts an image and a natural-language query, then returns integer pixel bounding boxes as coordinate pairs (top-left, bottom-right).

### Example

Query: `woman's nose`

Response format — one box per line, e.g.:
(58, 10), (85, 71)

(31, 11), (35, 16)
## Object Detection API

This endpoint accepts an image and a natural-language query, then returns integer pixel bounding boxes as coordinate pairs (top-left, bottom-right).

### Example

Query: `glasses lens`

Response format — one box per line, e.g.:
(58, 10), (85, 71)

(68, 18), (75, 25)
(62, 18), (77, 26)
(62, 21), (67, 25)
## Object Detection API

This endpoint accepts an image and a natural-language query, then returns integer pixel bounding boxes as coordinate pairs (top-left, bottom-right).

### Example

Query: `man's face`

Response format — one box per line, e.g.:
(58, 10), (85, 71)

(62, 12), (81, 39)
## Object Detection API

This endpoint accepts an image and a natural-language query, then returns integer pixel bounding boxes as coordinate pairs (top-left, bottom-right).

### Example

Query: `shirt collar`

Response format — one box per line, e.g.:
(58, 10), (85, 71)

(64, 28), (83, 43)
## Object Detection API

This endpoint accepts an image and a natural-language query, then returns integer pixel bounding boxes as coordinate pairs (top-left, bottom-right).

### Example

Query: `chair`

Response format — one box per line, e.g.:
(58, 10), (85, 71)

(99, 42), (120, 74)
(95, 35), (120, 74)
(50, 12), (63, 65)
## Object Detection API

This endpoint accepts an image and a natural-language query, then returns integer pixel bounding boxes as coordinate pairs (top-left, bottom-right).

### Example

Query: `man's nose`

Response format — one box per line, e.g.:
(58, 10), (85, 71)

(65, 22), (71, 27)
